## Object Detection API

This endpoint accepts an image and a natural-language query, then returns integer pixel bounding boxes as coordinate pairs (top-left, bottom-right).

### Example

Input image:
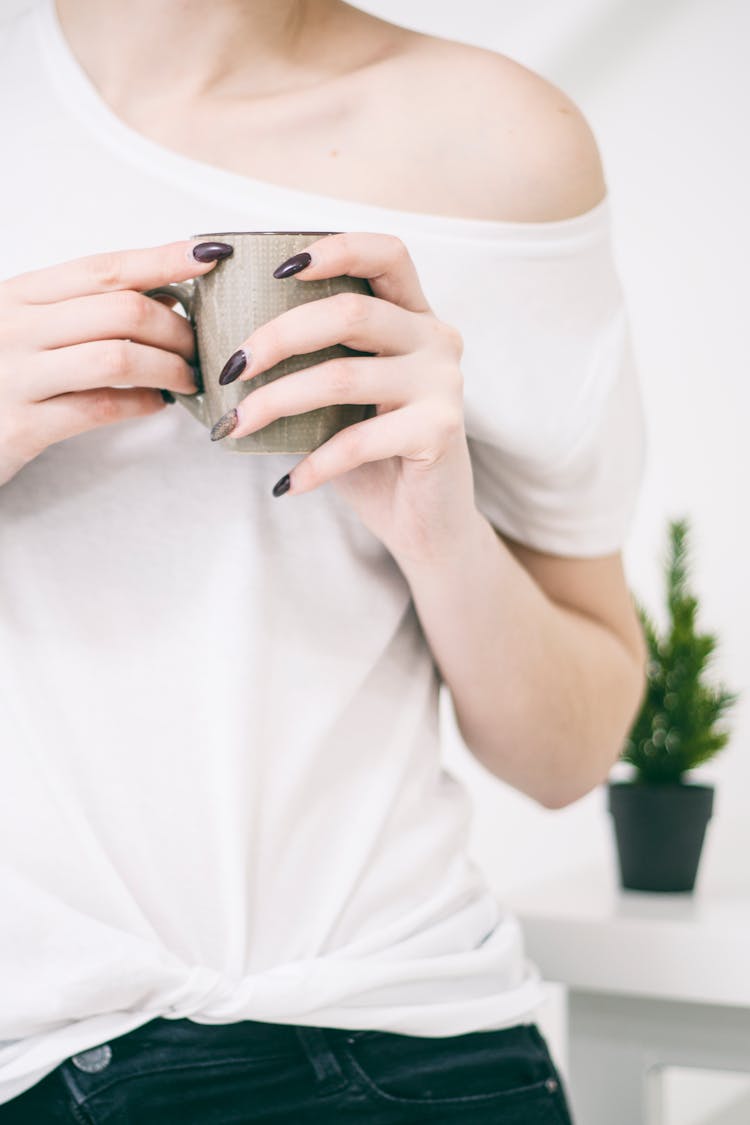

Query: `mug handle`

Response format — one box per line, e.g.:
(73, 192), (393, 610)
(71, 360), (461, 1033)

(144, 281), (208, 427)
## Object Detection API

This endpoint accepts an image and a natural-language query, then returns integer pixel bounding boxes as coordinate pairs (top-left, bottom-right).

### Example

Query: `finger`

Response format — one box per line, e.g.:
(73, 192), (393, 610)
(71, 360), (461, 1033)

(272, 232), (432, 314)
(276, 403), (433, 497)
(26, 340), (198, 402)
(6, 239), (231, 305)
(223, 355), (423, 442)
(30, 386), (166, 452)
(226, 292), (422, 387)
(32, 290), (196, 359)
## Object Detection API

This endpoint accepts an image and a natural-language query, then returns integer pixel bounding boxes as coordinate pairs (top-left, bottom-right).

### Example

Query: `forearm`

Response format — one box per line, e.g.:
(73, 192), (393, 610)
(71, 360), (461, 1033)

(396, 508), (646, 809)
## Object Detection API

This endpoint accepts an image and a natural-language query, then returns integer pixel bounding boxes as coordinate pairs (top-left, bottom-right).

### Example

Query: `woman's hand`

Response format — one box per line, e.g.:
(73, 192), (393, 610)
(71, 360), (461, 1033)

(0, 240), (231, 488)
(210, 233), (479, 566)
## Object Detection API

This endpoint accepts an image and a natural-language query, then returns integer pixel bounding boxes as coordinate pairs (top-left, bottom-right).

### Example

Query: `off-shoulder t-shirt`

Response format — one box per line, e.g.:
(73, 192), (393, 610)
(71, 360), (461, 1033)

(0, 0), (647, 1105)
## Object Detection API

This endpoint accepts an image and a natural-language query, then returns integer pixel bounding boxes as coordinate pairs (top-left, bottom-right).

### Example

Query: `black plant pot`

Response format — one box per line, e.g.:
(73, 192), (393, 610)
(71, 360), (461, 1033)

(607, 780), (714, 893)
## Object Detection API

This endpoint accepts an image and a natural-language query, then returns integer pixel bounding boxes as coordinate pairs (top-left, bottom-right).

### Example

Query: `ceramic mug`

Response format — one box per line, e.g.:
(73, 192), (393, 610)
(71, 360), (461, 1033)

(145, 231), (376, 454)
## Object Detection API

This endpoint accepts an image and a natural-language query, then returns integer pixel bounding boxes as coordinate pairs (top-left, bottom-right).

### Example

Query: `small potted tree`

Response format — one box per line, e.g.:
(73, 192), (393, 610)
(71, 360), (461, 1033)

(608, 517), (739, 893)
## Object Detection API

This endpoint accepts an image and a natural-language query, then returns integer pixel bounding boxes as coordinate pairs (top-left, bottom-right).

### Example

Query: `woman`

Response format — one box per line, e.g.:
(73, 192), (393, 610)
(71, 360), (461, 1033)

(0, 0), (647, 1120)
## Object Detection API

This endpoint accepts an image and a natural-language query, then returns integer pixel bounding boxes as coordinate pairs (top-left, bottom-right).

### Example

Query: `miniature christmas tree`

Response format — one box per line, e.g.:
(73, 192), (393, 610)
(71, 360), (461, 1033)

(622, 517), (738, 784)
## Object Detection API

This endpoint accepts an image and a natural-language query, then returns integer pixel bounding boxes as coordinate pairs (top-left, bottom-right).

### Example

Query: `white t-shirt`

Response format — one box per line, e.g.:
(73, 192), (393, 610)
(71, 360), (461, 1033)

(0, 0), (647, 1106)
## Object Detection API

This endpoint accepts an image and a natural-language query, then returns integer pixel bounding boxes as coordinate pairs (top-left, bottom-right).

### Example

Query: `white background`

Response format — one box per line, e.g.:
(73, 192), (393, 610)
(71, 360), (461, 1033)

(351, 1), (750, 1122)
(3, 0), (749, 1120)
(352, 0), (750, 903)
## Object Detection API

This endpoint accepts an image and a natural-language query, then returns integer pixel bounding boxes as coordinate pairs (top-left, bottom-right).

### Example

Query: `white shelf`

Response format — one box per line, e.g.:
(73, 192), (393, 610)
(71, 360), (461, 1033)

(505, 865), (750, 1008)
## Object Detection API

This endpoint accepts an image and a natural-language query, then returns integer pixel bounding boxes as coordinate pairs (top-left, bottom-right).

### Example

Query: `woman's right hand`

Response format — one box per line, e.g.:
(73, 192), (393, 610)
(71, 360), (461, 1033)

(0, 240), (230, 487)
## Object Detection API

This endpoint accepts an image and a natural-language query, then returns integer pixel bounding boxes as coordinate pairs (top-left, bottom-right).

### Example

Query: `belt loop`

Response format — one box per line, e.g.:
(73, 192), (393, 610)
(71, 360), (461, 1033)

(294, 1025), (349, 1094)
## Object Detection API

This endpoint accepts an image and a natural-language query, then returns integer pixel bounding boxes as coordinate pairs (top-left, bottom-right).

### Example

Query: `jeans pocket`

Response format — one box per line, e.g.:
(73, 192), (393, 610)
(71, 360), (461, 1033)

(340, 1022), (565, 1110)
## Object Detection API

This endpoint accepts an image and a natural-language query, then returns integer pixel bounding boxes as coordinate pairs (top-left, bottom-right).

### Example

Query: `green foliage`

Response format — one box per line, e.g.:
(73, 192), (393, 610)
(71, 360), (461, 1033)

(622, 517), (739, 784)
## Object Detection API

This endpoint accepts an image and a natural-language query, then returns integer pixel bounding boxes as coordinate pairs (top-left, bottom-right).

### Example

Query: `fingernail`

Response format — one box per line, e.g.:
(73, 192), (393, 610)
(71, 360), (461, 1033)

(192, 241), (234, 263)
(273, 252), (311, 279)
(218, 349), (248, 386)
(160, 389), (176, 404)
(272, 473), (291, 497)
(210, 408), (239, 441)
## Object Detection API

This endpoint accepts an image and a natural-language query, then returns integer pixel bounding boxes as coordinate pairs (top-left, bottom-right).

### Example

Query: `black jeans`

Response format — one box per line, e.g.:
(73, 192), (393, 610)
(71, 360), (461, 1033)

(0, 1016), (574, 1123)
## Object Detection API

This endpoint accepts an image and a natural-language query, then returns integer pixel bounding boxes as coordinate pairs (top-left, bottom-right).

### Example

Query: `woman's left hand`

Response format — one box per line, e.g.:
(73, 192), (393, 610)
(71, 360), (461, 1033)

(211, 233), (479, 565)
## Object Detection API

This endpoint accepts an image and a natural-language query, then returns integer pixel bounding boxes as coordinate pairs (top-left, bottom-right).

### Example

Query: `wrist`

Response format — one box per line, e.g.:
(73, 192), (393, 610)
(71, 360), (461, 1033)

(393, 503), (501, 582)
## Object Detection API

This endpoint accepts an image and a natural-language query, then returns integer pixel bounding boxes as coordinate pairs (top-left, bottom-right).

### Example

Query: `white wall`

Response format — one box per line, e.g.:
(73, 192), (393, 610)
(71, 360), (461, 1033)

(353, 0), (750, 887)
(355, 0), (750, 880)
(352, 0), (750, 1120)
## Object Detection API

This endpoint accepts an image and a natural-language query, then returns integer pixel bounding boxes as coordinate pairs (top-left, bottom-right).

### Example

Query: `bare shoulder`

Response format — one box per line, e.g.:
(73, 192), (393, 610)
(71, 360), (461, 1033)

(354, 22), (608, 223)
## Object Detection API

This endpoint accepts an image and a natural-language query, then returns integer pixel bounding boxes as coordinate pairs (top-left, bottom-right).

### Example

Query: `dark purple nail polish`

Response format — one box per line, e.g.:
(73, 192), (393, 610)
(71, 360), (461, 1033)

(192, 241), (234, 263)
(210, 408), (238, 441)
(272, 473), (291, 497)
(273, 252), (311, 279)
(218, 349), (247, 386)
(160, 389), (176, 404)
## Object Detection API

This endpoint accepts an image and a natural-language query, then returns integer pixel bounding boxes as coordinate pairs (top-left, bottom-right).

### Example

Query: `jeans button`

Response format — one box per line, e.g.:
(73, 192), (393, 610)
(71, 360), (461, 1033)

(545, 1077), (559, 1093)
(70, 1045), (113, 1073)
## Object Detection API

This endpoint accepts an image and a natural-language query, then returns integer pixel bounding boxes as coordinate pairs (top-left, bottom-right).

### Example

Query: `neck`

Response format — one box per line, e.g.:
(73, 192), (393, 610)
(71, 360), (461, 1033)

(54, 0), (347, 105)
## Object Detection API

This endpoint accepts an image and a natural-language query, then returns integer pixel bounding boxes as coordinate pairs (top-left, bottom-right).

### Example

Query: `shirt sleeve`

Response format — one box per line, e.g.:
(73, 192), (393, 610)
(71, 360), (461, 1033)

(405, 197), (648, 557)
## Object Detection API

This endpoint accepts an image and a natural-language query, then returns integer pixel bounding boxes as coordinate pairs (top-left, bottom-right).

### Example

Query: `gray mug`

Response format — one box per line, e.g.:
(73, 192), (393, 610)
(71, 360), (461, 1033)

(146, 231), (376, 454)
